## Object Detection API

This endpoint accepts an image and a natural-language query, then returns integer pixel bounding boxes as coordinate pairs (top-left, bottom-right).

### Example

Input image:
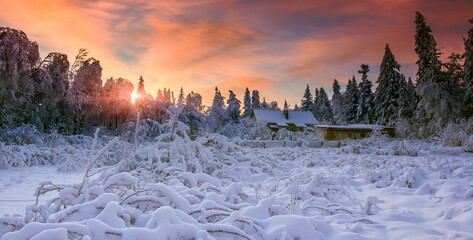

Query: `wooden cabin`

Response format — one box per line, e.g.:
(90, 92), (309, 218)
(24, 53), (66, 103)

(252, 109), (319, 132)
(315, 124), (395, 140)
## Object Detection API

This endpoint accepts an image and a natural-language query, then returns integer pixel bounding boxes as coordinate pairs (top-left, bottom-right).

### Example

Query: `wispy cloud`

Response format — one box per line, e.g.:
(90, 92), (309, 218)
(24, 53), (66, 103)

(0, 0), (471, 106)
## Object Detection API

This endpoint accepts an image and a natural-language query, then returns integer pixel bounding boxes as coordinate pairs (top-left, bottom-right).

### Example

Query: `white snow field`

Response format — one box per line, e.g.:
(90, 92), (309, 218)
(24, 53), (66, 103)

(1, 133), (473, 240)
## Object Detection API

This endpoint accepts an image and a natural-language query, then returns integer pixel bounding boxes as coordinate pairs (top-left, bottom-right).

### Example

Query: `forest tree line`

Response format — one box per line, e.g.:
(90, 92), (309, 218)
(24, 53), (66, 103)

(0, 12), (472, 138)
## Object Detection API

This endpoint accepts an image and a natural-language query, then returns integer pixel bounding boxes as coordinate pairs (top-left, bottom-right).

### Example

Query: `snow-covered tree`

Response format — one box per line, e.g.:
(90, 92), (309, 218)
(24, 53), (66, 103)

(226, 90), (241, 123)
(183, 91), (205, 137)
(269, 101), (279, 110)
(102, 77), (134, 129)
(207, 87), (226, 131)
(375, 44), (403, 126)
(332, 79), (346, 124)
(242, 87), (252, 118)
(356, 64), (375, 124)
(0, 27), (40, 127)
(137, 76), (146, 96)
(463, 19), (473, 117)
(135, 76), (155, 119)
(261, 97), (269, 109)
(415, 11), (442, 85)
(301, 84), (313, 112)
(333, 79), (341, 95)
(177, 87), (185, 107)
(414, 12), (460, 135)
(284, 99), (289, 110)
(398, 77), (416, 121)
(345, 76), (359, 124)
(317, 87), (334, 123)
(251, 90), (261, 110)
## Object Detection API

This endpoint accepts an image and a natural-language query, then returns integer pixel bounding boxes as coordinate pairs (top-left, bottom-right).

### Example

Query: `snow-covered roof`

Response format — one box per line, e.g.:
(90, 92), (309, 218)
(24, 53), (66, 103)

(287, 110), (319, 125)
(253, 109), (319, 127)
(315, 124), (391, 130)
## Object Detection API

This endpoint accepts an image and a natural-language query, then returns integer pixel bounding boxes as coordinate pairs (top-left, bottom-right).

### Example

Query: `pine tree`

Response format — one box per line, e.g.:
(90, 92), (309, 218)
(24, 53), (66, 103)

(294, 104), (300, 111)
(375, 44), (403, 126)
(414, 12), (460, 134)
(177, 87), (185, 106)
(332, 79), (346, 124)
(226, 90), (241, 123)
(464, 19), (473, 117)
(301, 84), (313, 111)
(137, 76), (146, 95)
(356, 64), (375, 124)
(318, 87), (334, 123)
(251, 90), (261, 110)
(284, 99), (289, 110)
(398, 77), (416, 121)
(332, 79), (341, 95)
(345, 76), (359, 124)
(242, 87), (252, 118)
(208, 87), (226, 129)
(269, 101), (279, 110)
(415, 11), (442, 85)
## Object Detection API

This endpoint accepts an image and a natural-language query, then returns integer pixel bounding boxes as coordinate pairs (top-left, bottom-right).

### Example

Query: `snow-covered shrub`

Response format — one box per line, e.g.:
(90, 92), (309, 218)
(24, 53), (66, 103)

(0, 124), (44, 145)
(390, 140), (418, 156)
(464, 135), (473, 153)
(441, 122), (469, 147)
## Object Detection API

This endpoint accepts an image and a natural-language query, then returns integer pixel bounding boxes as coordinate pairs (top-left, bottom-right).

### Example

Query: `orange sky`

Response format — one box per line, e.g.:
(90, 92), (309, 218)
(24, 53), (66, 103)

(0, 0), (472, 107)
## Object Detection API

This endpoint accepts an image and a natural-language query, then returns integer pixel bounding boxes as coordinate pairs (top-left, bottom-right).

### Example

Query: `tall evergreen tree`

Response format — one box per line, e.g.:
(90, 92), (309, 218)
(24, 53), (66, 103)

(137, 76), (146, 95)
(251, 90), (261, 110)
(464, 19), (473, 117)
(177, 87), (185, 106)
(415, 12), (442, 85)
(226, 90), (241, 123)
(332, 79), (346, 124)
(207, 87), (226, 130)
(356, 64), (375, 124)
(398, 77), (416, 121)
(284, 99), (289, 110)
(332, 79), (341, 95)
(345, 76), (359, 124)
(317, 87), (334, 123)
(242, 87), (252, 118)
(301, 84), (313, 111)
(414, 12), (460, 134)
(375, 44), (403, 126)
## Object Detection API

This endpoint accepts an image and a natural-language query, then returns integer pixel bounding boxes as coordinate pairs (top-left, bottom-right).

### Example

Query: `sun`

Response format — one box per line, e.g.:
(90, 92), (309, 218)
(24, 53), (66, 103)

(131, 92), (140, 104)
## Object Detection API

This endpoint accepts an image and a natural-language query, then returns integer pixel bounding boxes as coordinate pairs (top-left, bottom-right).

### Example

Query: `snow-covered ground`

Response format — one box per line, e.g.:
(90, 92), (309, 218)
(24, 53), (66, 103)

(1, 134), (473, 239)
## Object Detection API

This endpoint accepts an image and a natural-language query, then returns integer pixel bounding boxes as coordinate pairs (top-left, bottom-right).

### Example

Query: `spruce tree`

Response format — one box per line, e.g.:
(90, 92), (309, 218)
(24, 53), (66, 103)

(414, 12), (460, 134)
(242, 87), (252, 118)
(375, 44), (403, 126)
(464, 19), (473, 117)
(284, 99), (289, 110)
(415, 11), (442, 85)
(332, 79), (341, 95)
(332, 79), (346, 124)
(356, 64), (375, 124)
(177, 87), (185, 106)
(251, 90), (261, 110)
(226, 90), (241, 123)
(208, 87), (226, 129)
(398, 77), (416, 121)
(345, 76), (359, 124)
(301, 84), (313, 111)
(318, 87), (334, 123)
(137, 76), (146, 95)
